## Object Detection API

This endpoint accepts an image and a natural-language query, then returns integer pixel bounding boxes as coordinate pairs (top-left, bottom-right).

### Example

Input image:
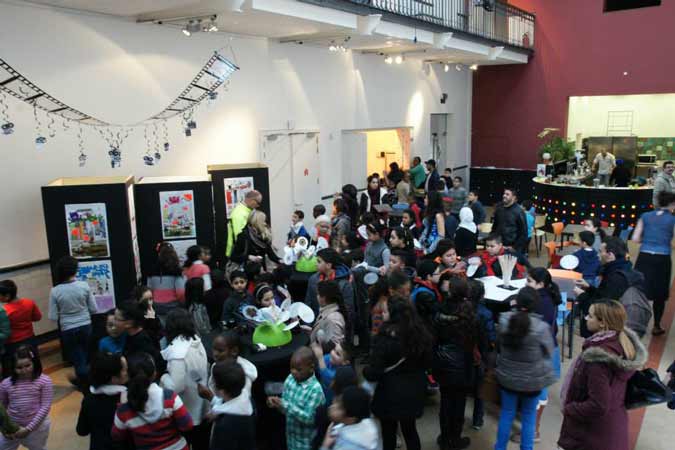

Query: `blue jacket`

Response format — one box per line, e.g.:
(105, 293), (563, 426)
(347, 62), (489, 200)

(573, 247), (601, 280)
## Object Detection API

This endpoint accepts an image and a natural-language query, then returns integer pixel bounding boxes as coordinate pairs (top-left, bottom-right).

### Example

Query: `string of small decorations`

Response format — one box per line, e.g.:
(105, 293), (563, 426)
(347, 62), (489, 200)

(0, 91), (13, 135)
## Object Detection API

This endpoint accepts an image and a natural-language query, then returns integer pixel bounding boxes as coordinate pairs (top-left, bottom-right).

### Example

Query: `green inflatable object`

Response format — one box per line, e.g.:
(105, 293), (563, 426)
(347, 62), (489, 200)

(253, 322), (292, 348)
(295, 255), (318, 273)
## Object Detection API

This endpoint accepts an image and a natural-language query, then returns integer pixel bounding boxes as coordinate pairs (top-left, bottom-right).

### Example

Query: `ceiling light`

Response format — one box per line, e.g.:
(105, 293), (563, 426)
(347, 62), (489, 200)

(182, 27), (191, 36)
(394, 55), (403, 64)
(455, 64), (462, 71)
(444, 64), (449, 72)
(329, 45), (337, 52)
(384, 56), (393, 64)
(470, 64), (478, 71)
(208, 17), (218, 32)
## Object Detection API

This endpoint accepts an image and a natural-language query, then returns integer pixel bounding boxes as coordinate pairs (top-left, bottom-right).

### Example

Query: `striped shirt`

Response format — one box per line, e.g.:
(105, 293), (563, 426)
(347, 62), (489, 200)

(0, 374), (53, 431)
(112, 386), (193, 450)
(147, 275), (186, 305)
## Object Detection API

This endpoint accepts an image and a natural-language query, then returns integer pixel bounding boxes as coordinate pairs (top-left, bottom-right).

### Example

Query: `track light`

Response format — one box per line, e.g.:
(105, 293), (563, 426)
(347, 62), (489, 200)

(207, 16), (218, 32)
(394, 55), (403, 64)
(469, 64), (478, 71)
(444, 64), (449, 72)
(384, 55), (393, 64)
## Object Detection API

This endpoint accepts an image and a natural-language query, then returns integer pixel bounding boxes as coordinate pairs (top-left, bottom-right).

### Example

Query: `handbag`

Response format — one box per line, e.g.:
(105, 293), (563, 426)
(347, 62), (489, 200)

(625, 368), (672, 410)
(360, 357), (406, 396)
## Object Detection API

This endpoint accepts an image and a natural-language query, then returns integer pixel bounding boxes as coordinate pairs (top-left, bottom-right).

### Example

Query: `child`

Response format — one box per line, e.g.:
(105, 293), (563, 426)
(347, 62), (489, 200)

(0, 345), (53, 450)
(474, 233), (529, 279)
(208, 361), (255, 450)
(267, 347), (326, 450)
(0, 280), (41, 376)
(435, 239), (467, 277)
(199, 331), (258, 402)
(521, 200), (536, 246)
(183, 246), (212, 291)
(466, 191), (486, 225)
(202, 269), (230, 329)
(574, 230), (601, 284)
(200, 246), (213, 269)
(253, 284), (276, 309)
(76, 352), (128, 450)
(99, 309), (127, 354)
(185, 278), (212, 337)
(320, 386), (381, 450)
(313, 204), (327, 220)
(368, 277), (390, 336)
(112, 352), (193, 449)
(388, 249), (408, 274)
(48, 256), (97, 384)
(311, 342), (353, 405)
(130, 285), (162, 345)
(363, 223), (390, 274)
(402, 209), (421, 240)
(289, 210), (310, 243)
(222, 271), (253, 327)
(311, 281), (348, 346)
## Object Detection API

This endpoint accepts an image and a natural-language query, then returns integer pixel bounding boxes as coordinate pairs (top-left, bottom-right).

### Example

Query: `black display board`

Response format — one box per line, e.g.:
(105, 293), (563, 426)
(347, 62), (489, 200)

(470, 167), (537, 206)
(208, 164), (270, 265)
(41, 176), (138, 309)
(134, 177), (215, 281)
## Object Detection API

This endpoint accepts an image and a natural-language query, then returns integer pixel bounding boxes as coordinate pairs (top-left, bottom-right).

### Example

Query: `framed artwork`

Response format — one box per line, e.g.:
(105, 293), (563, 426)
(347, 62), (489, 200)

(77, 259), (115, 313)
(224, 177), (254, 218)
(170, 239), (197, 266)
(160, 190), (196, 239)
(65, 203), (110, 259)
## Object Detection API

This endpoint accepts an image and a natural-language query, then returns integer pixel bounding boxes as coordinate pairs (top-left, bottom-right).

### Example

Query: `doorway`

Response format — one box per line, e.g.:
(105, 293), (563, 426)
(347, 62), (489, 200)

(431, 113), (453, 172)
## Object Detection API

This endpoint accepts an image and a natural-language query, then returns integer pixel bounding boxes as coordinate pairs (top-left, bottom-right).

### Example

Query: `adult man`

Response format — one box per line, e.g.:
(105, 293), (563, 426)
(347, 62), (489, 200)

(409, 156), (426, 189)
(226, 190), (262, 257)
(574, 237), (645, 337)
(305, 248), (354, 321)
(653, 160), (675, 207)
(467, 190), (486, 225)
(448, 176), (467, 215)
(491, 188), (529, 254)
(592, 148), (616, 186)
(424, 159), (441, 193)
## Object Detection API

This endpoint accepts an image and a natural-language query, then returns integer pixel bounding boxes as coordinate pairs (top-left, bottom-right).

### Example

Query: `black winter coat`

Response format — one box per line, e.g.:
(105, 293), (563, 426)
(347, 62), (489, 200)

(492, 202), (528, 250)
(210, 413), (256, 450)
(76, 391), (128, 450)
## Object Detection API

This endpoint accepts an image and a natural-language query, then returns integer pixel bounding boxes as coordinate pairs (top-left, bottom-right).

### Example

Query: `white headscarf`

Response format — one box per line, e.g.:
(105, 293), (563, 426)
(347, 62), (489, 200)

(458, 207), (477, 234)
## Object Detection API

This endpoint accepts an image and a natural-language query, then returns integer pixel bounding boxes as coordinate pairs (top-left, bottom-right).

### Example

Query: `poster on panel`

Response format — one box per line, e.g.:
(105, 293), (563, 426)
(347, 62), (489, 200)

(160, 190), (196, 239)
(76, 260), (115, 313)
(224, 177), (254, 218)
(170, 239), (198, 266)
(65, 203), (110, 259)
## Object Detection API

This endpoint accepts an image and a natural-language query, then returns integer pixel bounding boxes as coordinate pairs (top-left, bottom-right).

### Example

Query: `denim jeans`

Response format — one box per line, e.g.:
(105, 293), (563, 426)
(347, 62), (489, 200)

(495, 389), (540, 450)
(61, 324), (91, 380)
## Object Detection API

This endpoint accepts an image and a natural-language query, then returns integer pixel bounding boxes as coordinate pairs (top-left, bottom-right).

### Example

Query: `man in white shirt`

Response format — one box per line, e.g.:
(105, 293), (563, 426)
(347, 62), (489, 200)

(592, 149), (616, 186)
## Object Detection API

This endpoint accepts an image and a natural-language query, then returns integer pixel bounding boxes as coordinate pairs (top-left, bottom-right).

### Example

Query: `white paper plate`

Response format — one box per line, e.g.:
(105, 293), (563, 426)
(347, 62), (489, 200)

(364, 272), (379, 285)
(560, 254), (579, 270)
(283, 321), (299, 331)
(290, 302), (315, 323)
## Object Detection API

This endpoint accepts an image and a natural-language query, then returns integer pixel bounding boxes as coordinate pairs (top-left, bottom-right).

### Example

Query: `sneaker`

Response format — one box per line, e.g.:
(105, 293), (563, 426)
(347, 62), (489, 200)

(448, 437), (471, 450)
(510, 432), (541, 443)
(652, 326), (666, 336)
(427, 374), (440, 393)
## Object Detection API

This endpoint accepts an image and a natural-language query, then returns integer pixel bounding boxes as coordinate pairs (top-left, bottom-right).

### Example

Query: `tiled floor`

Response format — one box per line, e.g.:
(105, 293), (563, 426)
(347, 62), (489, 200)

(44, 241), (675, 450)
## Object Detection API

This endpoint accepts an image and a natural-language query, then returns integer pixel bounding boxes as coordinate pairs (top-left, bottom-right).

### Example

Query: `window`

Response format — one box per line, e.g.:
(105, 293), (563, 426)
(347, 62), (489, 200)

(604, 0), (661, 12)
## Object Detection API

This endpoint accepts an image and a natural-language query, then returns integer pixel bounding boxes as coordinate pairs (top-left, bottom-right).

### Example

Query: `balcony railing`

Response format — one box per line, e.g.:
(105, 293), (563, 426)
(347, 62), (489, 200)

(311, 0), (535, 50)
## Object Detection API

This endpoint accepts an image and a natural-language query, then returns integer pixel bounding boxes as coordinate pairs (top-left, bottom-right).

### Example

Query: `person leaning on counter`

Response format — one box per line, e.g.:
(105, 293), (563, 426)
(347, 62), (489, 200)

(592, 148), (616, 186)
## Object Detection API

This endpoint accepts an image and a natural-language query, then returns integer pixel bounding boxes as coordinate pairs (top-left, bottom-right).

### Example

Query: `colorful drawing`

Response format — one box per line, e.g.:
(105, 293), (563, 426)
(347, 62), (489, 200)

(65, 203), (110, 259)
(224, 177), (254, 218)
(160, 190), (196, 239)
(77, 260), (115, 313)
(171, 239), (198, 266)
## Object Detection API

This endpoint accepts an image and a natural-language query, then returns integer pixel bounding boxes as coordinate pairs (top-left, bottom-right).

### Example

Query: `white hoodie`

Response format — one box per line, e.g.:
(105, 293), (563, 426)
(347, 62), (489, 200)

(207, 356), (258, 401)
(333, 418), (381, 450)
(209, 391), (253, 417)
(160, 336), (209, 425)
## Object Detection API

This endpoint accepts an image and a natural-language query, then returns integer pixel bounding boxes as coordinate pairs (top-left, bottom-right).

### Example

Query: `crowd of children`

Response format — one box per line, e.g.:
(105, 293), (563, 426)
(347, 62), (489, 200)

(0, 162), (653, 450)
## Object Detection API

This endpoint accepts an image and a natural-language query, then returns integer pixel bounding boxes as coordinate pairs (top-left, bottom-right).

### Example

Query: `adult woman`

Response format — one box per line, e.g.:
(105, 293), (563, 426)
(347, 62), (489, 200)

(332, 199), (352, 244)
(363, 296), (432, 450)
(160, 309), (209, 449)
(116, 301), (165, 374)
(558, 300), (647, 450)
(359, 174), (388, 216)
(494, 287), (556, 450)
(388, 227), (416, 268)
(310, 280), (348, 346)
(432, 278), (484, 450)
(420, 191), (445, 255)
(147, 243), (185, 320)
(340, 184), (360, 229)
(454, 207), (477, 258)
(632, 191), (675, 335)
(230, 210), (281, 270)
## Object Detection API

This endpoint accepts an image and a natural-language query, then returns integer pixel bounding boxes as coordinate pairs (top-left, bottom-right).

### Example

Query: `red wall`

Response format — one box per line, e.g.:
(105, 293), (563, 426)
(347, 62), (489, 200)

(472, 0), (675, 169)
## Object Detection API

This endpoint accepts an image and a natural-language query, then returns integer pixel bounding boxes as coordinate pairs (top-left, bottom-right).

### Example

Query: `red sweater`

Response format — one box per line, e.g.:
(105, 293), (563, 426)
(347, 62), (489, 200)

(3, 298), (42, 344)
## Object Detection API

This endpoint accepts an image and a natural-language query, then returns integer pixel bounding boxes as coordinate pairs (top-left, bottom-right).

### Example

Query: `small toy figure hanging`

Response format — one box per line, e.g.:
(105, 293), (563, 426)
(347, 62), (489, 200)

(77, 124), (87, 167)
(33, 104), (47, 150)
(162, 119), (170, 151)
(98, 127), (130, 168)
(143, 126), (155, 166)
(152, 122), (162, 162)
(0, 90), (14, 135)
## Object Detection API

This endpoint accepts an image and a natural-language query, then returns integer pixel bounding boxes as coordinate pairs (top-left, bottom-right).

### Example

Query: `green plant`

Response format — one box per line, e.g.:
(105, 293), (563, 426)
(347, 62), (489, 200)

(538, 136), (576, 162)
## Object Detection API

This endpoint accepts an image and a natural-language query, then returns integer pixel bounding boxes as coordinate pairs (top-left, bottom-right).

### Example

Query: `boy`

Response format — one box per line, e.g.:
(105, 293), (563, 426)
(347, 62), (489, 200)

(222, 270), (254, 326)
(573, 230), (601, 284)
(320, 386), (380, 450)
(388, 249), (408, 274)
(209, 361), (256, 450)
(268, 347), (326, 450)
(313, 204), (326, 219)
(474, 233), (529, 279)
(288, 210), (310, 243)
(449, 176), (467, 216)
(467, 190), (486, 225)
(311, 342), (353, 405)
(98, 309), (126, 354)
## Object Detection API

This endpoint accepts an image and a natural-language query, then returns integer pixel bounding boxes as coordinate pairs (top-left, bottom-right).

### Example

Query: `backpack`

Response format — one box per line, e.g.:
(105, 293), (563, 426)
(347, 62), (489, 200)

(190, 303), (212, 336)
(617, 270), (651, 338)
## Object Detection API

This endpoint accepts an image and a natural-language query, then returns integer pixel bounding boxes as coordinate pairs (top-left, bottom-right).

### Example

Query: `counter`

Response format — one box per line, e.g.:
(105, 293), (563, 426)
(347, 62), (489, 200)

(532, 178), (653, 230)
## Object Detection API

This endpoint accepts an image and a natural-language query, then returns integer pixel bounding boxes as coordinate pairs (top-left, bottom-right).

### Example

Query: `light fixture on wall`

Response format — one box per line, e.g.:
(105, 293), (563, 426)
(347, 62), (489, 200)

(181, 16), (218, 36)
(394, 54), (404, 64)
(384, 55), (393, 64)
(444, 63), (449, 72)
(469, 64), (478, 71)
(207, 16), (219, 32)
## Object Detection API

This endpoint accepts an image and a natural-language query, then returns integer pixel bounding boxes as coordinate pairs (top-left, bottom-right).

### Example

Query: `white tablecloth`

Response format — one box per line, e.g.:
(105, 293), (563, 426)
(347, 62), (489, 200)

(479, 276), (527, 302)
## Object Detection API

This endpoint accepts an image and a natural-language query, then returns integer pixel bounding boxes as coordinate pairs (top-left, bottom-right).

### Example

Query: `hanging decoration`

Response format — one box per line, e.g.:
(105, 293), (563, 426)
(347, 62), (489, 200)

(0, 50), (238, 166)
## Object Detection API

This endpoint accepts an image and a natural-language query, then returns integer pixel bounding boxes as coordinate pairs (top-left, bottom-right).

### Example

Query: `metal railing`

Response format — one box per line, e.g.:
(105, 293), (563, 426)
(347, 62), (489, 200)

(325, 0), (535, 50)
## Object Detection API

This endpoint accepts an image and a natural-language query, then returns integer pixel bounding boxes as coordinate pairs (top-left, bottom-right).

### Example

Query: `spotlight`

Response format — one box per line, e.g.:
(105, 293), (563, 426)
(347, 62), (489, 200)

(394, 55), (403, 64)
(182, 27), (191, 36)
(384, 56), (393, 64)
(469, 64), (478, 71)
(455, 64), (462, 71)
(444, 64), (449, 72)
(329, 43), (337, 52)
(208, 17), (218, 32)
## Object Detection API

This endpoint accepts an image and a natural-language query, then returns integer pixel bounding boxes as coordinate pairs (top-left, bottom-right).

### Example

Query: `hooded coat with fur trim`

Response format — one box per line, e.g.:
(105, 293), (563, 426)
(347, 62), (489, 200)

(558, 328), (647, 450)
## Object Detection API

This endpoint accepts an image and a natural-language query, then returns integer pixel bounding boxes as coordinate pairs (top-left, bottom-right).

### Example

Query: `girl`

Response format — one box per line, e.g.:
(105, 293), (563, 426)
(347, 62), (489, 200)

(311, 281), (348, 346)
(112, 353), (193, 450)
(632, 191), (675, 335)
(185, 278), (212, 336)
(253, 284), (276, 309)
(198, 331), (257, 402)
(332, 199), (352, 244)
(435, 239), (467, 277)
(558, 300), (647, 450)
(130, 285), (161, 344)
(0, 345), (53, 450)
(401, 209), (421, 240)
(359, 174), (388, 216)
(494, 287), (556, 450)
(230, 210), (281, 270)
(363, 296), (432, 450)
(432, 278), (483, 450)
(147, 243), (185, 320)
(420, 191), (445, 255)
(203, 269), (231, 330)
(583, 218), (606, 252)
(339, 184), (360, 229)
(388, 227), (416, 268)
(364, 222), (390, 275)
(160, 309), (209, 448)
(368, 277), (390, 336)
(517, 267), (562, 444)
(183, 245), (212, 291)
(0, 280), (42, 378)
(116, 301), (165, 374)
(47, 255), (97, 384)
(76, 353), (128, 450)
(454, 207), (477, 258)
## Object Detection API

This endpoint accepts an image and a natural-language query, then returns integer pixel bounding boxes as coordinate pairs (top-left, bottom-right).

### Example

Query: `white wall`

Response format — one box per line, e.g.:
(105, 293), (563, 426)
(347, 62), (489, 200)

(567, 94), (675, 138)
(0, 2), (472, 267)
